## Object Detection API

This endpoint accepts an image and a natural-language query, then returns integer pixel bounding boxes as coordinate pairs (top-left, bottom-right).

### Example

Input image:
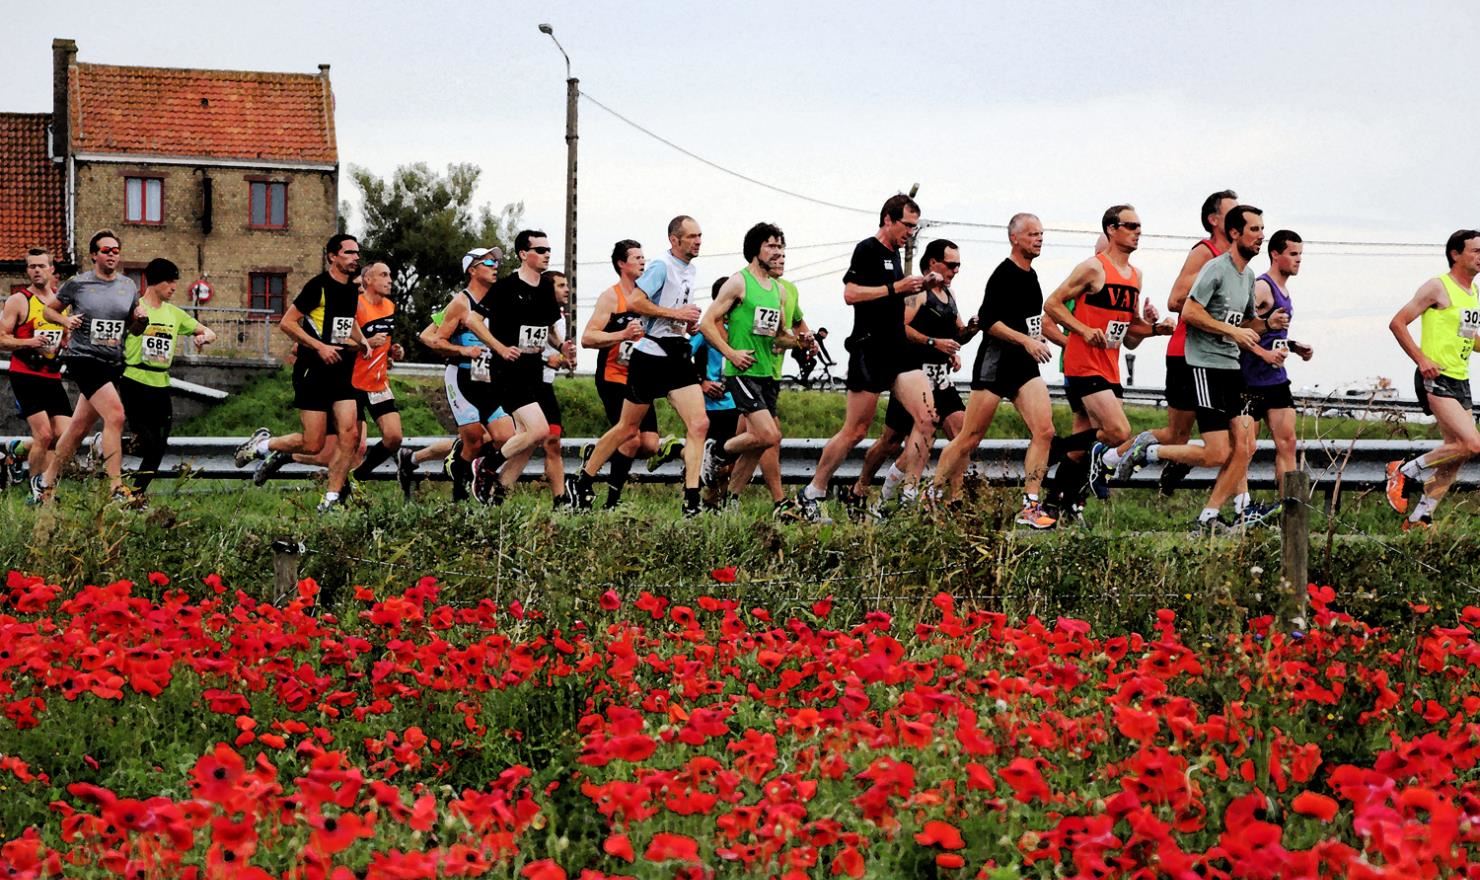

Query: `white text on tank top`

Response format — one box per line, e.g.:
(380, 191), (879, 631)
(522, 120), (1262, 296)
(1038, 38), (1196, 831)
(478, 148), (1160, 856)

(635, 252), (697, 357)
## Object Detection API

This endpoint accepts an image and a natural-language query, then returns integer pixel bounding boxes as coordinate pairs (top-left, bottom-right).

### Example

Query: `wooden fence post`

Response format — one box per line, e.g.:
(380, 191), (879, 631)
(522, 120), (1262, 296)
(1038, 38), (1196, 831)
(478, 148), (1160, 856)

(272, 538), (303, 603)
(1279, 471), (1310, 628)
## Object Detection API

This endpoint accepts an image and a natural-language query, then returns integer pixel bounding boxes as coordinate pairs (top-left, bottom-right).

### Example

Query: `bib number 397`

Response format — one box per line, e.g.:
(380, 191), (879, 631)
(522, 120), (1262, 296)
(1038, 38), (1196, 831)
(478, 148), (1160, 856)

(924, 363), (951, 390)
(1460, 308), (1480, 340)
(1105, 320), (1130, 349)
(91, 318), (125, 347)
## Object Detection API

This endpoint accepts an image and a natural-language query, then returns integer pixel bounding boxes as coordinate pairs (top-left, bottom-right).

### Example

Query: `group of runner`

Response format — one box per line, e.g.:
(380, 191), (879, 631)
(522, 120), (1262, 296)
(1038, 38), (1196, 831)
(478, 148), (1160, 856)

(6, 208), (1479, 530)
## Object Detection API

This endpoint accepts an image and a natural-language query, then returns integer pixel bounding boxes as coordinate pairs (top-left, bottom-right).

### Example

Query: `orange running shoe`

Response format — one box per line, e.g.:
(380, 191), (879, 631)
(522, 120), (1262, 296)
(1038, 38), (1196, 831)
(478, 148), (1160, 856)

(1015, 503), (1057, 530)
(1402, 515), (1431, 532)
(1385, 461), (1408, 515)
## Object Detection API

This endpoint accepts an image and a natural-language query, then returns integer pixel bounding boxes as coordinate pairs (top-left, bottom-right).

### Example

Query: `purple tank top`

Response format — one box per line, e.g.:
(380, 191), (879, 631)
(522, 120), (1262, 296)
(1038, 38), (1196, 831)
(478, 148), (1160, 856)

(1240, 273), (1291, 387)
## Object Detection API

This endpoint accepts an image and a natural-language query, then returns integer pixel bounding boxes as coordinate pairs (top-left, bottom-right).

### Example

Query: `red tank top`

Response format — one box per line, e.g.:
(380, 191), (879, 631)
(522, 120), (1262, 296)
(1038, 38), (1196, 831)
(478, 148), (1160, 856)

(1064, 253), (1140, 383)
(8, 289), (65, 379)
(1167, 238), (1222, 358)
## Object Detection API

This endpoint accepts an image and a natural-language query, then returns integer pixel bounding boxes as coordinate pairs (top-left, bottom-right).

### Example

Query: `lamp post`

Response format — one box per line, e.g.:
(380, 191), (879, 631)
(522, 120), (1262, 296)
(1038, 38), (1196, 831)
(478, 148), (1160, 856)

(539, 23), (578, 347)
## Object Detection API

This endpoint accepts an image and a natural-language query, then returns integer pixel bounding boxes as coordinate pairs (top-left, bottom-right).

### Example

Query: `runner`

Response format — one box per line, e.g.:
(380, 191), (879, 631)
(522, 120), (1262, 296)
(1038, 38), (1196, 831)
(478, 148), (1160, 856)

(1121, 206), (1285, 532)
(932, 213), (1062, 528)
(538, 270), (578, 507)
(1042, 205), (1170, 514)
(1232, 229), (1313, 521)
(347, 261), (406, 488)
(1142, 190), (1240, 495)
(1383, 229), (1480, 530)
(234, 234), (369, 513)
(697, 223), (792, 506)
(0, 247), (71, 494)
(794, 194), (941, 523)
(579, 240), (660, 508)
(692, 278), (740, 509)
(118, 258), (216, 499)
(34, 230), (145, 501)
(569, 216), (709, 517)
(850, 238), (979, 512)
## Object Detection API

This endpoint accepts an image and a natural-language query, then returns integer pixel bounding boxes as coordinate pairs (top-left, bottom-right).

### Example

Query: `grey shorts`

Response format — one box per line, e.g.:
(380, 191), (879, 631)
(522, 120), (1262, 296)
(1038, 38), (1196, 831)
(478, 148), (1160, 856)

(1416, 369), (1473, 416)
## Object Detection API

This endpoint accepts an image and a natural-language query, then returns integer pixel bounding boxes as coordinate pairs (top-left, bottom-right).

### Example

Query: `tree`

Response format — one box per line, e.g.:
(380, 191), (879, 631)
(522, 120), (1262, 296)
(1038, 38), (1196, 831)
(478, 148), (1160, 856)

(349, 162), (523, 356)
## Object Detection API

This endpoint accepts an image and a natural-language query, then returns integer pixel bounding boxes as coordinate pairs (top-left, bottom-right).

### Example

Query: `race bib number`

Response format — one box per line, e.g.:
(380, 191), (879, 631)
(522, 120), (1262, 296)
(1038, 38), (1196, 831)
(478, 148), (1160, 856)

(924, 362), (952, 390)
(1025, 315), (1043, 340)
(330, 316), (355, 345)
(1461, 308), (1480, 340)
(470, 352), (492, 383)
(751, 306), (782, 337)
(617, 340), (635, 366)
(90, 318), (125, 347)
(1105, 320), (1130, 349)
(367, 388), (395, 405)
(1224, 310), (1246, 327)
(518, 324), (549, 353)
(141, 333), (174, 365)
(1271, 338), (1289, 352)
(36, 329), (63, 352)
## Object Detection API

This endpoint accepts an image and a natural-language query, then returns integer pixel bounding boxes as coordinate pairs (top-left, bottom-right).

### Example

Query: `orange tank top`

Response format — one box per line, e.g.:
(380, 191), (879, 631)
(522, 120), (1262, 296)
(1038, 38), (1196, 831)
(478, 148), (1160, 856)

(1063, 253), (1140, 383)
(351, 295), (396, 392)
(598, 284), (640, 384)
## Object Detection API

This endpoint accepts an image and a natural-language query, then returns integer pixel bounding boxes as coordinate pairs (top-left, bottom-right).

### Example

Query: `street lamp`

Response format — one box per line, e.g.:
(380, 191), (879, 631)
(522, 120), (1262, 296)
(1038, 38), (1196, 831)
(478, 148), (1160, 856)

(540, 23), (578, 345)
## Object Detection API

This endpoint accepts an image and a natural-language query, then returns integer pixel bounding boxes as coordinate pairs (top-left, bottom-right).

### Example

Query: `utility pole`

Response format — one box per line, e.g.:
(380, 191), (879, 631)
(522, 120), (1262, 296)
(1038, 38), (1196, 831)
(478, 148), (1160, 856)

(902, 182), (920, 273)
(540, 24), (579, 349)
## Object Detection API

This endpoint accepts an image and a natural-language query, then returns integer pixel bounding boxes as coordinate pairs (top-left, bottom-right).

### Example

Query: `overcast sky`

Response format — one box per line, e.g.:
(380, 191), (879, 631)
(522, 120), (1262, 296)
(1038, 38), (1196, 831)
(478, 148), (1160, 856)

(9, 0), (1478, 392)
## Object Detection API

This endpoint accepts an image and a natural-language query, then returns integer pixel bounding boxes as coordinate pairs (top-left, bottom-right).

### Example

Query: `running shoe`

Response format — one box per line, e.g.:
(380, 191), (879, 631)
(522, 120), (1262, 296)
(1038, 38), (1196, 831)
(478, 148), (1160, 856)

(580, 442), (595, 465)
(1158, 461), (1192, 497)
(1015, 503), (1057, 530)
(838, 485), (869, 522)
(27, 475), (47, 505)
(253, 450), (291, 487)
(1236, 501), (1281, 528)
(1190, 515), (1236, 536)
(396, 447), (417, 500)
(1117, 431), (1156, 481)
(110, 486), (137, 507)
(471, 456), (498, 504)
(85, 432), (105, 473)
(568, 475), (595, 511)
(700, 439), (719, 487)
(316, 494), (342, 514)
(1402, 515), (1432, 532)
(772, 498), (801, 521)
(443, 438), (464, 480)
(682, 497), (703, 518)
(1384, 461), (1408, 514)
(794, 489), (824, 523)
(235, 428), (270, 469)
(647, 434), (683, 472)
(1087, 442), (1111, 500)
(0, 449), (9, 492)
(7, 441), (26, 486)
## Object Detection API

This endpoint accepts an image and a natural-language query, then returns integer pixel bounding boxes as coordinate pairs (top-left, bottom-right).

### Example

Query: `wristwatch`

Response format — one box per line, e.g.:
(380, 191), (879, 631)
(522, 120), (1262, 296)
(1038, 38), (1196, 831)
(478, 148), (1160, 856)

(926, 338), (935, 349)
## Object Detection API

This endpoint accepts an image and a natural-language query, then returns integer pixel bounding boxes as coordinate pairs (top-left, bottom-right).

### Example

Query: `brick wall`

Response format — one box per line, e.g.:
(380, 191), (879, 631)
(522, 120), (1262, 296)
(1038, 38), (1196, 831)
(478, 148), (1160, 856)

(72, 160), (337, 325)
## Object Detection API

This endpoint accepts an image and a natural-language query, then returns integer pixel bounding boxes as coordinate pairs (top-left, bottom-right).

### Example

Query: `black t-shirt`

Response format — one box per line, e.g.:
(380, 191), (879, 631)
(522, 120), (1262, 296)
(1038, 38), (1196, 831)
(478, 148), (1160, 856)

(976, 258), (1044, 375)
(842, 237), (905, 347)
(292, 272), (360, 362)
(488, 273), (561, 367)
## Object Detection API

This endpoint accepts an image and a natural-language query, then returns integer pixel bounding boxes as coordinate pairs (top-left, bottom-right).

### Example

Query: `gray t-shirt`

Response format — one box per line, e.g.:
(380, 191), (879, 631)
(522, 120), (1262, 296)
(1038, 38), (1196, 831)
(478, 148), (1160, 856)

(1184, 252), (1255, 370)
(55, 271), (140, 364)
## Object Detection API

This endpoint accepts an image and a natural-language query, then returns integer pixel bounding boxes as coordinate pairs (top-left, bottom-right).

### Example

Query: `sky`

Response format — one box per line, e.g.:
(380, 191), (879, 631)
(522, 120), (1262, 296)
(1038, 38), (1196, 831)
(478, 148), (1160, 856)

(8, 0), (1479, 394)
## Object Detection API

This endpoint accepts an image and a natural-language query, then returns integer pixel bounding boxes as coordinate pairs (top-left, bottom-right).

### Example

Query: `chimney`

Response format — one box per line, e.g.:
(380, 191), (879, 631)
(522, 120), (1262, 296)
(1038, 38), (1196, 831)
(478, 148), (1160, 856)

(52, 38), (76, 161)
(318, 63), (331, 77)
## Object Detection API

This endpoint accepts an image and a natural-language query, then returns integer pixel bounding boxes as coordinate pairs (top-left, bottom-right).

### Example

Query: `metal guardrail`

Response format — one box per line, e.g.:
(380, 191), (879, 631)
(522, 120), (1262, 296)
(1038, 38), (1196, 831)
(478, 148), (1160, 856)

(2, 435), (1466, 492)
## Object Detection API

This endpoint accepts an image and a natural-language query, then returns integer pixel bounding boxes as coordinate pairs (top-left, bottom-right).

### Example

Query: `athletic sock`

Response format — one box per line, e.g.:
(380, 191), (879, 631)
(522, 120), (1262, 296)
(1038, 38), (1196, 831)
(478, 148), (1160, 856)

(1199, 507), (1221, 524)
(450, 456), (473, 501)
(1401, 455), (1437, 482)
(353, 443), (395, 481)
(803, 483), (827, 501)
(881, 465), (906, 500)
(1234, 492), (1251, 514)
(609, 452), (634, 491)
(1100, 447), (1123, 468)
(1145, 445), (1162, 463)
(254, 439), (270, 456)
(683, 487), (701, 509)
(323, 491), (340, 504)
(1410, 495), (1439, 522)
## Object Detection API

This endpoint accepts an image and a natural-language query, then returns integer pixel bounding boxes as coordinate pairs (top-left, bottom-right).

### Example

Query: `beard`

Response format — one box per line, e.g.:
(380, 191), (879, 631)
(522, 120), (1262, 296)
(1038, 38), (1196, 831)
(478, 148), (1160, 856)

(1237, 243), (1260, 260)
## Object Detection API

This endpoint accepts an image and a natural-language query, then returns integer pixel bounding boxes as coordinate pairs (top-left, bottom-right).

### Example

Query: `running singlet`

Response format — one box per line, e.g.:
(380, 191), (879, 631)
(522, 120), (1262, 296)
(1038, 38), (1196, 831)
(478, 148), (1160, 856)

(9, 290), (64, 378)
(597, 284), (641, 384)
(1063, 253), (1140, 383)
(723, 269), (784, 379)
(352, 295), (396, 392)
(1420, 273), (1480, 381)
(292, 272), (359, 361)
(908, 288), (961, 389)
(1168, 238), (1221, 357)
(634, 251), (698, 357)
(123, 301), (198, 387)
(451, 290), (497, 381)
(1241, 274), (1292, 388)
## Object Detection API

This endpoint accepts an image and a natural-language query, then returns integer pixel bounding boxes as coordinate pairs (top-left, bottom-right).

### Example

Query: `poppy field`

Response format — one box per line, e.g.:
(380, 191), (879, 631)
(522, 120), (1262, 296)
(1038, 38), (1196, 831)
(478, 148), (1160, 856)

(0, 568), (1476, 878)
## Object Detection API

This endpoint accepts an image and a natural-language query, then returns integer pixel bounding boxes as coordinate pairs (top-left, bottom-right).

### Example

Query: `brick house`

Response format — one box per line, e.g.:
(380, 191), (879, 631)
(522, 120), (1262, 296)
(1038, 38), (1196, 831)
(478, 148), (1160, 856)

(2, 39), (338, 336)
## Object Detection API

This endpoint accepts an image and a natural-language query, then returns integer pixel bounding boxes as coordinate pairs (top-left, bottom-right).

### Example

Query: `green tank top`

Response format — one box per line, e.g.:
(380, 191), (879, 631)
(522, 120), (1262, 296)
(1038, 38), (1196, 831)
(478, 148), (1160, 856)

(724, 268), (784, 379)
(1420, 273), (1480, 380)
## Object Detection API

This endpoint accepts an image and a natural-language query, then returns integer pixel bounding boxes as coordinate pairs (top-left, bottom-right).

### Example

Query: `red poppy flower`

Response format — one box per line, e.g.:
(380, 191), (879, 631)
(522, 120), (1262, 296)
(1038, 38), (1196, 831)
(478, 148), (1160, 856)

(522, 859), (567, 880)
(914, 820), (965, 850)
(603, 833), (634, 862)
(831, 844), (865, 877)
(1292, 791), (1339, 822)
(599, 590), (621, 611)
(644, 832), (702, 864)
(710, 567), (738, 583)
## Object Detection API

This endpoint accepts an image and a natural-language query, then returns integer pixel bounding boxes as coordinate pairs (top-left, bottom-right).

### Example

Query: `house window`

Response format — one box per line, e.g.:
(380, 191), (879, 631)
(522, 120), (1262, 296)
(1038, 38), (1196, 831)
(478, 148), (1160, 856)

(249, 181), (287, 229)
(249, 272), (287, 315)
(125, 177), (163, 224)
(122, 267), (147, 290)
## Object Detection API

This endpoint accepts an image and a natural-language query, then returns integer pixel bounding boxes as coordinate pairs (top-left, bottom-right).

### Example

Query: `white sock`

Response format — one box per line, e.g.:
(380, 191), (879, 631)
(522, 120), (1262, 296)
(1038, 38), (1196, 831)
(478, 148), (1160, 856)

(1400, 457), (1435, 481)
(1410, 495), (1438, 522)
(899, 484), (918, 504)
(1234, 492), (1251, 514)
(881, 465), (905, 500)
(1024, 493), (1039, 507)
(255, 439), (270, 456)
(1146, 446), (1161, 464)
(803, 483), (827, 501)
(1199, 507), (1220, 523)
(1101, 447), (1122, 467)
(323, 491), (339, 503)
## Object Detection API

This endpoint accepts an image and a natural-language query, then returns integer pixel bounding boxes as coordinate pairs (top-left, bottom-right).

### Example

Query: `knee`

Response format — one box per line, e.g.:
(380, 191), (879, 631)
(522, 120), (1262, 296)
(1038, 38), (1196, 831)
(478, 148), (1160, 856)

(842, 422), (870, 445)
(689, 416), (710, 439)
(1104, 425), (1130, 447)
(1466, 437), (1480, 458)
(640, 435), (660, 456)
(383, 432), (403, 451)
(301, 439), (325, 456)
(33, 426), (55, 448)
(1204, 446), (1231, 468)
(1029, 422), (1055, 444)
(759, 424), (782, 447)
(617, 422), (642, 445)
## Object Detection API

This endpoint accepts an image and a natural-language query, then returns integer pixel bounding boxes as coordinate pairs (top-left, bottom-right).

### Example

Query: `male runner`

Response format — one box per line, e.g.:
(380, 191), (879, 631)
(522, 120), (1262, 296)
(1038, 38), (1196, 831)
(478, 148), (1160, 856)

(235, 234), (368, 512)
(1384, 230), (1480, 530)
(932, 213), (1063, 527)
(794, 194), (940, 523)
(698, 223), (792, 499)
(580, 240), (660, 508)
(35, 230), (145, 501)
(1122, 206), (1287, 532)
(467, 230), (564, 504)
(0, 247), (70, 488)
(538, 270), (578, 507)
(1232, 230), (1313, 521)
(1042, 206), (1169, 511)
(850, 238), (979, 510)
(348, 261), (406, 487)
(119, 258), (216, 498)
(569, 216), (709, 517)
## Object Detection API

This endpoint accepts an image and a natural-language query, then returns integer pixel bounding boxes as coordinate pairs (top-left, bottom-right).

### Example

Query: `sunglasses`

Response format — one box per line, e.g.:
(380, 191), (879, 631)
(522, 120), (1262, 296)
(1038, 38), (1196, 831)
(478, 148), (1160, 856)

(528, 246), (552, 255)
(96, 247), (121, 255)
(1115, 222), (1142, 231)
(942, 262), (961, 271)
(477, 258), (497, 267)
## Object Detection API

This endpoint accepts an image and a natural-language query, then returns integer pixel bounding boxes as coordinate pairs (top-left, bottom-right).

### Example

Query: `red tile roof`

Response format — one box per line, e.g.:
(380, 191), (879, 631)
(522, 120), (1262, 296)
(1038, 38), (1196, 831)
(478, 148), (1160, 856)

(0, 113), (66, 262)
(70, 63), (337, 165)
